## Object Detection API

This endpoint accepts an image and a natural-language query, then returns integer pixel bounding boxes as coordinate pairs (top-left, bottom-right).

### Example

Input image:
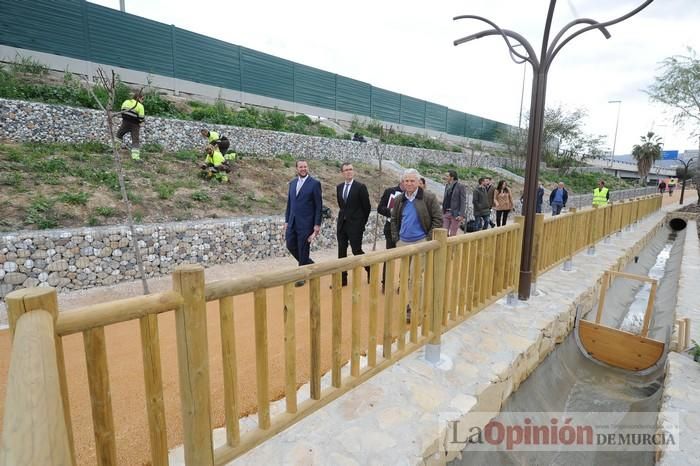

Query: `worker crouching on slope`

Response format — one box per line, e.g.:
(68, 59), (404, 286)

(200, 145), (235, 183)
(200, 128), (230, 155)
(116, 92), (145, 161)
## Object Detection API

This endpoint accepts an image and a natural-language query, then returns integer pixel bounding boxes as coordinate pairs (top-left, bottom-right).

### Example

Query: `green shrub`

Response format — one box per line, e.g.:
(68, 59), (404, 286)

(25, 196), (58, 229)
(155, 183), (176, 199)
(10, 54), (48, 76)
(191, 191), (210, 202)
(95, 206), (116, 217)
(317, 125), (336, 137)
(0, 172), (22, 187)
(59, 191), (90, 205)
(87, 216), (100, 226)
(142, 142), (164, 153)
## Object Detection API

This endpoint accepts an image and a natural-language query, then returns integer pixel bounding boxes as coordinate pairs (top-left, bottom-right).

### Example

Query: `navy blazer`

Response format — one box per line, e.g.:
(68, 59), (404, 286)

(285, 176), (323, 232)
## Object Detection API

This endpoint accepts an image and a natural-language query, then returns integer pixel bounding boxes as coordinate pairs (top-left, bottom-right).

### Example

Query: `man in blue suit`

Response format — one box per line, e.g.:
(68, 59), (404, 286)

(285, 159), (323, 286)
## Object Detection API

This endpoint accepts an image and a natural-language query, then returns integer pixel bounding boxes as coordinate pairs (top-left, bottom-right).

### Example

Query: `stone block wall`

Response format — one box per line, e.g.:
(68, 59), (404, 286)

(0, 214), (382, 300)
(0, 99), (519, 169)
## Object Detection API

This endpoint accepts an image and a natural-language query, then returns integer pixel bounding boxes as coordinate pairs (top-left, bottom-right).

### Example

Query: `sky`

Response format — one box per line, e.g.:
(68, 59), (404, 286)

(89, 0), (700, 155)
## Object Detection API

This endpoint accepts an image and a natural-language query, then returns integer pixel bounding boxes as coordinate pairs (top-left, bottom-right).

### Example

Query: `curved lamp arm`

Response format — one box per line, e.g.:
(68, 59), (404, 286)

(454, 26), (540, 69)
(547, 0), (654, 69)
(547, 18), (611, 58)
(453, 15), (536, 67)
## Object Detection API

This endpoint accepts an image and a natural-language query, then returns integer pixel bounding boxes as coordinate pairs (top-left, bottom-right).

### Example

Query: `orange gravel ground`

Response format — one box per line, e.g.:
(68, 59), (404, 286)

(0, 268), (402, 465)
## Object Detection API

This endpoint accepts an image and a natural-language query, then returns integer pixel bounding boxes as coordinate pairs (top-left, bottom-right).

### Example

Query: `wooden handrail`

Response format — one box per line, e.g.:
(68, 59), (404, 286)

(56, 291), (183, 336)
(204, 240), (439, 301)
(0, 310), (72, 466)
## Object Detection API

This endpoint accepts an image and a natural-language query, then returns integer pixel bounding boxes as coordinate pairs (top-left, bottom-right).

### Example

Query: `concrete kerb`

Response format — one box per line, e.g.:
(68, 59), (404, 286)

(656, 218), (699, 465)
(210, 205), (678, 466)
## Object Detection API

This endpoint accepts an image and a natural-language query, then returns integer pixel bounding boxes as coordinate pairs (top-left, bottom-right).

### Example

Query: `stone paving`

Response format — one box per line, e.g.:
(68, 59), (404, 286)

(167, 198), (687, 465)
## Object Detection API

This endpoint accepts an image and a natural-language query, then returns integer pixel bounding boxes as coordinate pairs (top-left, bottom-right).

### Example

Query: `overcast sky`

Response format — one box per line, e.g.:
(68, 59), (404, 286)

(90, 0), (700, 154)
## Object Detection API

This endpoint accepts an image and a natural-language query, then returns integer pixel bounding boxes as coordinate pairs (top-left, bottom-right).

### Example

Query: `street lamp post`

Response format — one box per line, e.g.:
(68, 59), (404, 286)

(454, 0), (655, 300)
(679, 157), (695, 205)
(608, 100), (622, 166)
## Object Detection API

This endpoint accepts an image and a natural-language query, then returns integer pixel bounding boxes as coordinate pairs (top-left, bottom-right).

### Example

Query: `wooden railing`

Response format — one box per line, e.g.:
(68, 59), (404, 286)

(0, 194), (662, 466)
(533, 195), (662, 279)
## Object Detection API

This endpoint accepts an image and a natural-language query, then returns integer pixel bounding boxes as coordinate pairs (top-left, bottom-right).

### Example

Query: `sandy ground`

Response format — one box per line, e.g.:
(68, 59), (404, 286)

(0, 192), (692, 465)
(0, 242), (403, 465)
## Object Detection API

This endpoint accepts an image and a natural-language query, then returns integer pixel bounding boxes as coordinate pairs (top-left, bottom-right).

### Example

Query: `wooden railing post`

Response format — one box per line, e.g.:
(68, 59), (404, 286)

(0, 311), (72, 466)
(5, 287), (75, 465)
(426, 229), (447, 363)
(564, 208), (577, 270)
(172, 265), (214, 465)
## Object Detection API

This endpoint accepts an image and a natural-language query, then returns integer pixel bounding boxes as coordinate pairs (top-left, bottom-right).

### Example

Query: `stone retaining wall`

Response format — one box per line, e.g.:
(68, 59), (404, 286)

(0, 99), (520, 169)
(0, 214), (382, 301)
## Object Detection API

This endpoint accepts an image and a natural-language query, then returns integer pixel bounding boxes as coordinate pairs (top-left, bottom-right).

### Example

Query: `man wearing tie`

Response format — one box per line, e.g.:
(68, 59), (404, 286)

(336, 163), (371, 286)
(285, 160), (323, 286)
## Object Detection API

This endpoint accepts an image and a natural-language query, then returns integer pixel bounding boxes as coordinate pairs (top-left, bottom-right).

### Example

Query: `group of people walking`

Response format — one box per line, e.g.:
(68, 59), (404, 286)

(283, 162), (523, 290)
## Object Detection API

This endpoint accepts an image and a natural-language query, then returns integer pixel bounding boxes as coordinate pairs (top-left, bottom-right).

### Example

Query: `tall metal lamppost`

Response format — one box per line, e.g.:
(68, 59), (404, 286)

(608, 100), (622, 166)
(454, 0), (655, 300)
(679, 157), (696, 205)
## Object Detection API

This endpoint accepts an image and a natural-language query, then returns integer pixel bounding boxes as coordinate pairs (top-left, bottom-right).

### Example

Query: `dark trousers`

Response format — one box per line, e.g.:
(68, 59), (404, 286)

(475, 214), (490, 230)
(495, 210), (509, 226)
(338, 225), (368, 285)
(286, 227), (314, 266)
(382, 221), (396, 286)
(216, 138), (230, 154)
(116, 119), (140, 147)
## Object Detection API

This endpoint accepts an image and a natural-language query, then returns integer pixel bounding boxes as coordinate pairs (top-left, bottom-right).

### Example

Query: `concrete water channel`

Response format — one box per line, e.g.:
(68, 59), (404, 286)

(451, 218), (688, 466)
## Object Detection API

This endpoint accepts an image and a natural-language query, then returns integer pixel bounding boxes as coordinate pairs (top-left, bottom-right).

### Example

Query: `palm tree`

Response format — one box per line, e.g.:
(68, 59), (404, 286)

(632, 131), (663, 185)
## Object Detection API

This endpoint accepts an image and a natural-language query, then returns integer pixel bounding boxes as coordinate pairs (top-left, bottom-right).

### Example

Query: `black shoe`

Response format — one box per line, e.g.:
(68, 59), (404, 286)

(294, 280), (305, 287)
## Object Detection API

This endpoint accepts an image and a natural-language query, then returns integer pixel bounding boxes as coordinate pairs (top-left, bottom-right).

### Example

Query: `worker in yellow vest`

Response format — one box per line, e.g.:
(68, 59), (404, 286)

(592, 180), (610, 206)
(200, 128), (231, 155)
(200, 145), (231, 183)
(667, 178), (677, 197)
(116, 92), (145, 161)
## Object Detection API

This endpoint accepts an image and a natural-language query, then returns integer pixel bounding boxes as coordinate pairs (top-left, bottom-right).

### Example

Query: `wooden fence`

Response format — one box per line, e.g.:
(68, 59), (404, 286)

(0, 194), (661, 465)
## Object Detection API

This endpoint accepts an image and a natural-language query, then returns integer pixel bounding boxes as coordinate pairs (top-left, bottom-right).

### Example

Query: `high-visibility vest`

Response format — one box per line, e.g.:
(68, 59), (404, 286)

(120, 99), (145, 123)
(592, 187), (609, 206)
(208, 131), (220, 144)
(205, 148), (224, 167)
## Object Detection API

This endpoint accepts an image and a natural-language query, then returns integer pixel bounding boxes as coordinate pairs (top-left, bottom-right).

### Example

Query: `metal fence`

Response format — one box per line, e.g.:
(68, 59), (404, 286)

(0, 0), (515, 142)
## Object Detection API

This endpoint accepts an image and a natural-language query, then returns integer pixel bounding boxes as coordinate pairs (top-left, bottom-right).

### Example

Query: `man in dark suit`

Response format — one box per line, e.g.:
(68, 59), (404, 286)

(285, 159), (323, 286)
(336, 162), (371, 286)
(378, 177), (403, 290)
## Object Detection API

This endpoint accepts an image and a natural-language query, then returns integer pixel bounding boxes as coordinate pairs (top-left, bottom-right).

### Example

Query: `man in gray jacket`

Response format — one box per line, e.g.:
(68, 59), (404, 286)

(391, 169), (443, 245)
(472, 177), (492, 230)
(442, 170), (467, 236)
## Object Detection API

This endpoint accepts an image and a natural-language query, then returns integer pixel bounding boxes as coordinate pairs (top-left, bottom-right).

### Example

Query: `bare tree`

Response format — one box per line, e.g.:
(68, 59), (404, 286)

(372, 139), (388, 251)
(85, 68), (150, 294)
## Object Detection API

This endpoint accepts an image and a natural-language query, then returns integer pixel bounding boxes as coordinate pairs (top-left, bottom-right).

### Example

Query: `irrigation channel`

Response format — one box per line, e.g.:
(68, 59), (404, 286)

(451, 218), (688, 466)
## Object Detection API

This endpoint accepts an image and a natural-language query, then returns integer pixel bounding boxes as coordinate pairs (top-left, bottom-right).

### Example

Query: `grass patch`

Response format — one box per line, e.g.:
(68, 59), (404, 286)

(59, 191), (90, 205)
(155, 183), (176, 199)
(191, 191), (211, 202)
(95, 206), (116, 217)
(25, 196), (58, 229)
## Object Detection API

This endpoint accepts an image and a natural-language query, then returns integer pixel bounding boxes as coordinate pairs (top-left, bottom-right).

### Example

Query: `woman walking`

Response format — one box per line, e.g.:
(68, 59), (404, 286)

(494, 180), (514, 226)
